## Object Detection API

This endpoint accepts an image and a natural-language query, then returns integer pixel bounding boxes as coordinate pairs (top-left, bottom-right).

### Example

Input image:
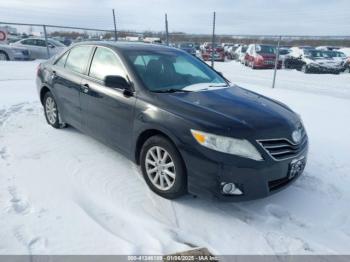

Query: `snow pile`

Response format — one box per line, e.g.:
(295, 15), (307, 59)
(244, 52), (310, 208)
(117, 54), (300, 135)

(0, 60), (350, 255)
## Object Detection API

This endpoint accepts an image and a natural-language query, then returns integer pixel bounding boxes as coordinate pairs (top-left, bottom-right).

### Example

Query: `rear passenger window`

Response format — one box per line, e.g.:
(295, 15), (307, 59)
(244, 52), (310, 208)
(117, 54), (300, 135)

(55, 52), (69, 67)
(89, 47), (126, 81)
(65, 46), (93, 74)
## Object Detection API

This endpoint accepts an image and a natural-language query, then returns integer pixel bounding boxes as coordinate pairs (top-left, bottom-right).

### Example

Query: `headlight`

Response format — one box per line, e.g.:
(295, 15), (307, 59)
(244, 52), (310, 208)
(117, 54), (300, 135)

(191, 130), (263, 161)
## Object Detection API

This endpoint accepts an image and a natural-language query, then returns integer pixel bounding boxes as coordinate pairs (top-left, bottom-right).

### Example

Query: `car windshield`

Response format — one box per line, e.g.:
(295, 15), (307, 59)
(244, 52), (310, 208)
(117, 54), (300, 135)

(180, 43), (194, 48)
(256, 45), (276, 54)
(305, 50), (328, 58)
(125, 50), (227, 92)
(324, 51), (346, 58)
(241, 46), (247, 52)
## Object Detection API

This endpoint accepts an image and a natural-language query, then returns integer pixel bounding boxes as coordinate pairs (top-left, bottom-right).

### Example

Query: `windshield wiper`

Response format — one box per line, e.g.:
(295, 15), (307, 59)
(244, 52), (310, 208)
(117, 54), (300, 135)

(153, 89), (192, 93)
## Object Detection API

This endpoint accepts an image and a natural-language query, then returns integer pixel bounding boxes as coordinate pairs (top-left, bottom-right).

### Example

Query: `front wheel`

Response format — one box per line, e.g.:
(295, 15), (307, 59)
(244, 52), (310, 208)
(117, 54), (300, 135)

(301, 64), (309, 74)
(140, 135), (187, 199)
(0, 51), (9, 61)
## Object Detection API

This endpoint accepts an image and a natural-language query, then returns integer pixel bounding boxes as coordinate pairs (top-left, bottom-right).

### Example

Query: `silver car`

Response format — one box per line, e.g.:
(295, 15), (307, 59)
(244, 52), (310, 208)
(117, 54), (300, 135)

(11, 38), (66, 59)
(0, 44), (31, 61)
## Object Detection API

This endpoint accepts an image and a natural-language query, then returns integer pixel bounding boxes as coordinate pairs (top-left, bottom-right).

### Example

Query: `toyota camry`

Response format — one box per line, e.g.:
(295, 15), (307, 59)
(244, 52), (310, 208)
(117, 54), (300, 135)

(36, 42), (308, 201)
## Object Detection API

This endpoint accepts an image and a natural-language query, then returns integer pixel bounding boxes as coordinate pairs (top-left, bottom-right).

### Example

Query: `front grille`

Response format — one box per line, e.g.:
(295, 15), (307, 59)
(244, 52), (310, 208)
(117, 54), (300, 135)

(22, 50), (29, 56)
(257, 132), (307, 161)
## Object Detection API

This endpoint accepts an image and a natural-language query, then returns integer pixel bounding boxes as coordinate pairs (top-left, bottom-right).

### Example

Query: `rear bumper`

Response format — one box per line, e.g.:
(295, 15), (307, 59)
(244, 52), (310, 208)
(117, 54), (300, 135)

(181, 142), (308, 202)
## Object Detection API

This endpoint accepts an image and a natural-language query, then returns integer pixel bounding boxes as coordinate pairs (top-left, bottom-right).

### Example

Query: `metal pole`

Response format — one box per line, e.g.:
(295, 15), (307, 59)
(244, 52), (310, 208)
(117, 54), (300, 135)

(43, 25), (50, 59)
(211, 11), (216, 68)
(112, 9), (118, 41)
(165, 13), (169, 46)
(272, 36), (281, 89)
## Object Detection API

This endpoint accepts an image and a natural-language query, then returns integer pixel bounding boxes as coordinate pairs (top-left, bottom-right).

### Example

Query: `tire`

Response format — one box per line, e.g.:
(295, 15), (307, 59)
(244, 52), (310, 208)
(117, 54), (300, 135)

(0, 51), (9, 61)
(140, 135), (187, 199)
(43, 92), (65, 129)
(301, 64), (309, 74)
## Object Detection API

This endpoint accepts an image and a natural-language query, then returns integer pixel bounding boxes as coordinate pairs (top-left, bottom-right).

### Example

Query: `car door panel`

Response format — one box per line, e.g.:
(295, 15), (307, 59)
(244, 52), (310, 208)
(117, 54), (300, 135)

(80, 79), (136, 154)
(51, 66), (83, 129)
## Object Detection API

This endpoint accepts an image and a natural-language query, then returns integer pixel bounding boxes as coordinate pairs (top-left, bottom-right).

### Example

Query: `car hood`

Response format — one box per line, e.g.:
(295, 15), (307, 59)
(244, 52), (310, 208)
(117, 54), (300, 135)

(158, 85), (301, 140)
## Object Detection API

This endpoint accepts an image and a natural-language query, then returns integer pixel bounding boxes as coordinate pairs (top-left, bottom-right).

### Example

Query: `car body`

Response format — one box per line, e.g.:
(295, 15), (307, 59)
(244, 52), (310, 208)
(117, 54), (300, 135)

(0, 44), (31, 61)
(233, 45), (248, 63)
(284, 47), (343, 74)
(200, 43), (225, 61)
(36, 42), (308, 201)
(177, 42), (196, 56)
(11, 37), (66, 59)
(244, 44), (282, 69)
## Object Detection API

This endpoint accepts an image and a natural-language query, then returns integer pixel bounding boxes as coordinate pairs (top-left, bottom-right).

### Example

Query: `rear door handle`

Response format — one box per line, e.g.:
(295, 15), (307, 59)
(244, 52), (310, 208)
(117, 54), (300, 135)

(82, 83), (90, 93)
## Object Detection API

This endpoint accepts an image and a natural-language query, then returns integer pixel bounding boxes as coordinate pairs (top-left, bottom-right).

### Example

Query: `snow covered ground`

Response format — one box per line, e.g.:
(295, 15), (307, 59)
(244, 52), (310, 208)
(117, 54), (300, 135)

(0, 60), (350, 255)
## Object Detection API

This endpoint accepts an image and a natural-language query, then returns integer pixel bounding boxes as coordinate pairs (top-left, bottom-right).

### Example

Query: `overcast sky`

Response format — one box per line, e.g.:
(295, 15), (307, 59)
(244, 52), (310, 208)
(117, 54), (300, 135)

(0, 0), (349, 35)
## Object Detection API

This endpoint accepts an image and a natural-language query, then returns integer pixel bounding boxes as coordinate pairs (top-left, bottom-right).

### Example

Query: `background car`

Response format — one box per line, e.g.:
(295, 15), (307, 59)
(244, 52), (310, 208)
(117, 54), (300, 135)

(177, 42), (196, 56)
(200, 43), (225, 61)
(233, 45), (248, 63)
(0, 44), (31, 61)
(244, 44), (282, 69)
(11, 37), (66, 59)
(285, 47), (343, 74)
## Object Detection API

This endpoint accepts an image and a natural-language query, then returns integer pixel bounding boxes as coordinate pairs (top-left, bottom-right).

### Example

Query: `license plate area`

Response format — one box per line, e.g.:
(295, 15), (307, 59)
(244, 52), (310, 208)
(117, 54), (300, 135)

(288, 156), (306, 180)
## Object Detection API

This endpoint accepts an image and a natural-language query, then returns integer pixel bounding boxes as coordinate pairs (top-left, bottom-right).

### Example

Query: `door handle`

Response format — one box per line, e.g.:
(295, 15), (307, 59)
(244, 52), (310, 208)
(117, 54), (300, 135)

(82, 83), (90, 93)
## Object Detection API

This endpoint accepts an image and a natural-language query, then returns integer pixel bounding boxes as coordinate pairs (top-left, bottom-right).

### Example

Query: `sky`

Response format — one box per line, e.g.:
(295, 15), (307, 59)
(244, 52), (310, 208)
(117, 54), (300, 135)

(0, 0), (349, 36)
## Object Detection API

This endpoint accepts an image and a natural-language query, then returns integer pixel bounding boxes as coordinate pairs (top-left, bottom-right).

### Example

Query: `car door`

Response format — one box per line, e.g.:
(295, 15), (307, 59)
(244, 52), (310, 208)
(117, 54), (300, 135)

(80, 46), (136, 154)
(19, 39), (38, 59)
(51, 45), (94, 130)
(35, 39), (50, 59)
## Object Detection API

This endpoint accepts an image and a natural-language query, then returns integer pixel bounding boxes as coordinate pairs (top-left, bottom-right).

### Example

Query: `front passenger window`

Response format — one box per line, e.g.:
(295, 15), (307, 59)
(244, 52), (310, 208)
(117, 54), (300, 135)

(89, 47), (126, 81)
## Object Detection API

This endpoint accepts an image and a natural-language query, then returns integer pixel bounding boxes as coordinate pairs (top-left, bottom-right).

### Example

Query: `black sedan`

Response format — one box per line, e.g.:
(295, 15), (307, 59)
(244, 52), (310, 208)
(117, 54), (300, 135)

(36, 42), (308, 201)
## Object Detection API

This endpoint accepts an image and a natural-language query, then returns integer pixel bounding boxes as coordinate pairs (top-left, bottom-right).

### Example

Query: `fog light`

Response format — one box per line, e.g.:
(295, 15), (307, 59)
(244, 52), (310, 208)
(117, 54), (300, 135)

(221, 182), (243, 195)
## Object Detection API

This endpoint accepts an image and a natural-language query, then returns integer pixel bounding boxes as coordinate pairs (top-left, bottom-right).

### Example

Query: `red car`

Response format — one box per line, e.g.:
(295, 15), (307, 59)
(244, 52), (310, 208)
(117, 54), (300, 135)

(201, 43), (225, 62)
(244, 44), (282, 69)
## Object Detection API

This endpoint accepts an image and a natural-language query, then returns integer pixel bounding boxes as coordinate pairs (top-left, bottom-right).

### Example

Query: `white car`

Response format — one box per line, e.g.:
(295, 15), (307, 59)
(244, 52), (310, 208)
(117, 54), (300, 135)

(11, 38), (66, 59)
(234, 45), (248, 63)
(0, 44), (31, 61)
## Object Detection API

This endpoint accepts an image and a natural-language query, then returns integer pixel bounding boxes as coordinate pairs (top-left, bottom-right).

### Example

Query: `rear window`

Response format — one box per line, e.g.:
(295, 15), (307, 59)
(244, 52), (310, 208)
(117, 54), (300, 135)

(65, 45), (93, 74)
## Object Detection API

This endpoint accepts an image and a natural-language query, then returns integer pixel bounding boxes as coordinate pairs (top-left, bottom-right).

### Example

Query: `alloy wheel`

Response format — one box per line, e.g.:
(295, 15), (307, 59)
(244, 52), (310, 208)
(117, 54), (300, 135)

(145, 146), (176, 191)
(45, 97), (57, 125)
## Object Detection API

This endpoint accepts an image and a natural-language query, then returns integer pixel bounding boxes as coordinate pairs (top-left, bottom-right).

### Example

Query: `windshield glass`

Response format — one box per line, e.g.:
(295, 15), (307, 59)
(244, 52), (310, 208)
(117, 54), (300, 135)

(256, 45), (276, 54)
(125, 50), (227, 92)
(324, 51), (346, 58)
(305, 50), (326, 58)
(241, 46), (248, 52)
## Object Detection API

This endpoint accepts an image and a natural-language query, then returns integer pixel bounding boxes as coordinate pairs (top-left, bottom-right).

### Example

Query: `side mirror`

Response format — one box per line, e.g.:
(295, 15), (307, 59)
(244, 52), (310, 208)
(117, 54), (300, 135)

(104, 75), (132, 91)
(48, 44), (55, 48)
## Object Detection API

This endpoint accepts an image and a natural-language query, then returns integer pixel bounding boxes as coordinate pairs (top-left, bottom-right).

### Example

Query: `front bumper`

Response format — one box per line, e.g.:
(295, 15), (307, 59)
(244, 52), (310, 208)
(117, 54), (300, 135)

(180, 141), (308, 201)
(308, 65), (342, 74)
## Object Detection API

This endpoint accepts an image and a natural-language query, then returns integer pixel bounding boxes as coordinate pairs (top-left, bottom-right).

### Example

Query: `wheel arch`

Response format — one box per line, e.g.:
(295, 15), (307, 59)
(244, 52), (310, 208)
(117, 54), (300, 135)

(39, 86), (51, 105)
(134, 128), (180, 165)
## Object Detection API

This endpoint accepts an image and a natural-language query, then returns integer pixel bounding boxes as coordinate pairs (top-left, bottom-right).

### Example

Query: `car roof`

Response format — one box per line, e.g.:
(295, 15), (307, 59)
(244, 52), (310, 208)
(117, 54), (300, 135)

(73, 41), (176, 52)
